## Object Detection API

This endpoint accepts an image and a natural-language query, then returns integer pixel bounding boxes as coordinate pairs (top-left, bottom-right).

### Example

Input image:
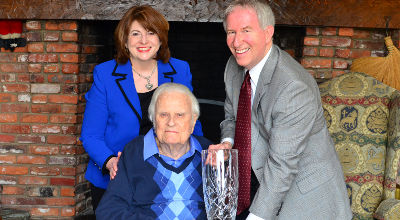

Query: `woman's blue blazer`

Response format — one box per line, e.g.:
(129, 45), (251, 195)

(80, 58), (203, 189)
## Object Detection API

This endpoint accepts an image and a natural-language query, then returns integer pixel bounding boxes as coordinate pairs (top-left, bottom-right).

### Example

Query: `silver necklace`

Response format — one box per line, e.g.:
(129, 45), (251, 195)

(132, 63), (157, 90)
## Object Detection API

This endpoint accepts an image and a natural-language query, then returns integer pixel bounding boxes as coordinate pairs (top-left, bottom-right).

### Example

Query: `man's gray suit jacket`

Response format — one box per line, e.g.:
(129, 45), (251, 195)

(220, 45), (352, 219)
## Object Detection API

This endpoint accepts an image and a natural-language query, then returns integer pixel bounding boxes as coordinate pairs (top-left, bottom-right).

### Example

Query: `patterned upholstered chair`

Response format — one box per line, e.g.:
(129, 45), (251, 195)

(319, 72), (400, 220)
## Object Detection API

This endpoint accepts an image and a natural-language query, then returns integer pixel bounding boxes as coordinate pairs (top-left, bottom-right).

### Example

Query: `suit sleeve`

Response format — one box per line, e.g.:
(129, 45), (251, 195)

(80, 65), (114, 170)
(95, 147), (154, 220)
(220, 57), (237, 141)
(250, 80), (319, 219)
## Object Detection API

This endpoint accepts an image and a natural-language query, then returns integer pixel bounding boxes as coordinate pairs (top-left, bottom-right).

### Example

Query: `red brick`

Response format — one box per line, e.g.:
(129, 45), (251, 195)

(0, 166), (29, 175)
(48, 94), (78, 104)
(28, 54), (58, 63)
(26, 21), (41, 30)
(17, 135), (45, 144)
(59, 21), (78, 30)
(47, 197), (75, 206)
(321, 37), (351, 47)
(17, 155), (46, 164)
(61, 207), (75, 216)
(0, 94), (17, 102)
(61, 167), (76, 176)
(60, 187), (75, 197)
(62, 32), (78, 42)
(47, 43), (78, 53)
(18, 94), (31, 103)
(0, 134), (16, 143)
(333, 60), (349, 69)
(350, 50), (371, 59)
(322, 27), (337, 36)
(32, 95), (47, 103)
(0, 73), (16, 82)
(30, 145), (59, 155)
(0, 145), (26, 154)
(0, 64), (27, 73)
(29, 74), (45, 83)
(32, 104), (61, 113)
(44, 31), (60, 41)
(50, 115), (77, 123)
(50, 177), (75, 186)
(1, 103), (30, 112)
(44, 64), (60, 73)
(21, 114), (48, 123)
(301, 58), (332, 69)
(62, 63), (79, 74)
(0, 53), (17, 62)
(16, 197), (46, 205)
(352, 40), (385, 50)
(0, 155), (16, 164)
(306, 27), (319, 36)
(62, 105), (78, 114)
(47, 135), (77, 144)
(319, 48), (334, 57)
(62, 84), (79, 94)
(0, 114), (19, 124)
(45, 21), (59, 30)
(27, 43), (44, 52)
(31, 83), (61, 93)
(30, 166), (61, 176)
(353, 29), (371, 39)
(304, 37), (320, 46)
(28, 64), (42, 73)
(49, 156), (76, 165)
(1, 124), (31, 134)
(60, 54), (79, 63)
(339, 28), (354, 37)
(2, 185), (25, 195)
(335, 48), (351, 58)
(32, 125), (61, 134)
(26, 32), (42, 42)
(18, 176), (48, 185)
(303, 47), (318, 56)
(61, 125), (78, 135)
(31, 207), (59, 216)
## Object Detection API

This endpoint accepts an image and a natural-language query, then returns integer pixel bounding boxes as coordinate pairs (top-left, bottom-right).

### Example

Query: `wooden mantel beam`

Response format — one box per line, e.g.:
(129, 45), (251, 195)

(0, 0), (399, 29)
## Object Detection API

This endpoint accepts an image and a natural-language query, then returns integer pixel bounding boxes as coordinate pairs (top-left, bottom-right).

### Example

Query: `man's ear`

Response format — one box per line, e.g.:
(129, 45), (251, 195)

(191, 114), (198, 133)
(265, 25), (274, 40)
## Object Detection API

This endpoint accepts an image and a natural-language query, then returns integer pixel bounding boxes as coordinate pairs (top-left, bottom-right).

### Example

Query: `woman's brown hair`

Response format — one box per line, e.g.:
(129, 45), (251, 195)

(114, 5), (170, 64)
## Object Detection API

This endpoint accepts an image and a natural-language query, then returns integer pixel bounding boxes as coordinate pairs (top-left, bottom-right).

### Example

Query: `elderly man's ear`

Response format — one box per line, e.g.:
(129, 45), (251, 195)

(191, 114), (198, 133)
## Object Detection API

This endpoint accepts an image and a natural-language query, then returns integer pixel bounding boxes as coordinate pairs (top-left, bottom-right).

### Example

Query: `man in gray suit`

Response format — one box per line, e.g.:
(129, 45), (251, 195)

(209, 0), (352, 219)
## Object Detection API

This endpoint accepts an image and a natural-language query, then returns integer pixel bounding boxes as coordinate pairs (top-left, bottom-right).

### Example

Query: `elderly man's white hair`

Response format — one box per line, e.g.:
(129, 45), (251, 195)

(148, 82), (200, 123)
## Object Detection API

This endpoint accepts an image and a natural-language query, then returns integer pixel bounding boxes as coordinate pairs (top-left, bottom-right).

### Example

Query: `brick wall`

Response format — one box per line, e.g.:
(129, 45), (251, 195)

(302, 27), (400, 83)
(0, 20), (399, 219)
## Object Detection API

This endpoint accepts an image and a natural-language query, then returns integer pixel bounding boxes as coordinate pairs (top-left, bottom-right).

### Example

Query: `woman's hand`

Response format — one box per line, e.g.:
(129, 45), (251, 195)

(106, 152), (122, 180)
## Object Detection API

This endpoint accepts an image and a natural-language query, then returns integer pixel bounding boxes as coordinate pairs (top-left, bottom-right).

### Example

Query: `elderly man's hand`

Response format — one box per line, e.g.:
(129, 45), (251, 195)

(106, 152), (122, 180)
(206, 142), (232, 166)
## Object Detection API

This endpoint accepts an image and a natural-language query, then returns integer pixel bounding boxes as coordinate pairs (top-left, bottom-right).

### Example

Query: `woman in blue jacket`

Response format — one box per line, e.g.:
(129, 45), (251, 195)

(80, 5), (203, 211)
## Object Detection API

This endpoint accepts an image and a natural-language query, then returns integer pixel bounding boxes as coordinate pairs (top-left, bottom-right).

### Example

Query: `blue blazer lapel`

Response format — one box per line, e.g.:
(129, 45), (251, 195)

(158, 60), (177, 84)
(112, 61), (142, 121)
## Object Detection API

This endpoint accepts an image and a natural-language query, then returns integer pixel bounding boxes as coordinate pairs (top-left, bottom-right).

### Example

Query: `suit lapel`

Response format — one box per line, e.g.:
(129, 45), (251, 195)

(251, 45), (279, 149)
(158, 60), (177, 84)
(112, 61), (142, 121)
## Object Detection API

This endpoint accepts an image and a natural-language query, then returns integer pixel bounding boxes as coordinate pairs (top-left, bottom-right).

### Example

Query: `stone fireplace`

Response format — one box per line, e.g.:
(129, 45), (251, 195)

(0, 0), (399, 219)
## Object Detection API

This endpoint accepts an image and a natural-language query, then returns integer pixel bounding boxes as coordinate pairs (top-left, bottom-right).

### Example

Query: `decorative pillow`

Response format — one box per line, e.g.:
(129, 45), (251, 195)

(319, 72), (396, 219)
(373, 198), (400, 220)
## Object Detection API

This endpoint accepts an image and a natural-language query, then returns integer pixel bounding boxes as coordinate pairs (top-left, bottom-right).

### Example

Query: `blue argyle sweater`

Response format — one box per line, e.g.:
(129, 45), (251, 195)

(96, 132), (211, 220)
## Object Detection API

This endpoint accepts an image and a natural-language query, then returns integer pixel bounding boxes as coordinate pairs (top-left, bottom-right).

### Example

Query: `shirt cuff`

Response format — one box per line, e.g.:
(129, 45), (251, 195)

(246, 213), (265, 220)
(221, 137), (234, 146)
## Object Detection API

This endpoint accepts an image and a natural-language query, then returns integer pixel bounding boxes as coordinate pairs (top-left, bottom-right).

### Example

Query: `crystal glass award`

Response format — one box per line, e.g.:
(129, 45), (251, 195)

(201, 149), (238, 220)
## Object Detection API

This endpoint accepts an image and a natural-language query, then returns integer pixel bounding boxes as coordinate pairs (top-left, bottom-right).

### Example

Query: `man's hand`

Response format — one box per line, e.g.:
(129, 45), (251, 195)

(106, 152), (122, 180)
(206, 142), (233, 165)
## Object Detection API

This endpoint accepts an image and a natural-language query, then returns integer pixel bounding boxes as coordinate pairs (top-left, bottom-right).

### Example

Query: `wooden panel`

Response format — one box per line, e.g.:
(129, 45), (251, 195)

(0, 0), (399, 28)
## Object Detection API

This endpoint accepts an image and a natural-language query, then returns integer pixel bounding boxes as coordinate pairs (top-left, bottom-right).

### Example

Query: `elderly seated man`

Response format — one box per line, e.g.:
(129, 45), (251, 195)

(96, 83), (211, 220)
